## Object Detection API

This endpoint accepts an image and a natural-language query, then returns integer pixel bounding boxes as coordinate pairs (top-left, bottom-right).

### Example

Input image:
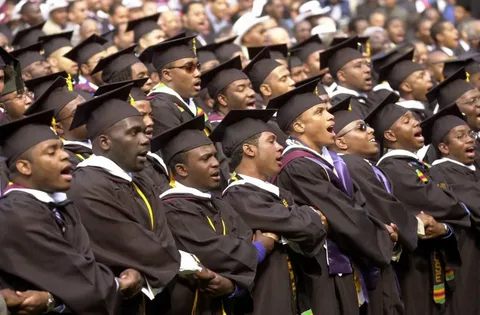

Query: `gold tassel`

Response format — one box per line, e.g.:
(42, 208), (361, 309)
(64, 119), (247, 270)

(51, 117), (58, 135)
(348, 104), (352, 111)
(466, 72), (470, 82)
(366, 40), (371, 57)
(314, 86), (319, 96)
(129, 94), (135, 106)
(66, 74), (73, 91)
(192, 38), (197, 56)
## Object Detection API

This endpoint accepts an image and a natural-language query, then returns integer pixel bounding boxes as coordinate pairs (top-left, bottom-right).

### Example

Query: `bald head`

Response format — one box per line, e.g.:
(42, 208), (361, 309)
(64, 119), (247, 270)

(426, 50), (448, 83)
(267, 27), (291, 47)
(80, 19), (100, 41)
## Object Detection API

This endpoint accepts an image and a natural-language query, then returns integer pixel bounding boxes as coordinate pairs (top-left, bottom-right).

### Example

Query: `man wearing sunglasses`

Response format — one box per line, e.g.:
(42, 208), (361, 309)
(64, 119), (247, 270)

(147, 35), (210, 136)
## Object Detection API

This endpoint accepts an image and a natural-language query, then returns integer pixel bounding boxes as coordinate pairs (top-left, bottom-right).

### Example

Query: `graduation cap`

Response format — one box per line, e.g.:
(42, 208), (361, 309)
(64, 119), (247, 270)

(63, 34), (108, 65)
(24, 76), (78, 116)
(101, 29), (115, 47)
(138, 46), (157, 74)
(91, 45), (141, 83)
(10, 42), (45, 69)
(213, 36), (242, 63)
(1, 50), (23, 96)
(24, 71), (68, 97)
(267, 77), (323, 132)
(248, 44), (288, 61)
(442, 56), (480, 79)
(243, 47), (281, 93)
(196, 41), (219, 65)
(69, 84), (141, 139)
(426, 68), (475, 110)
(371, 42), (414, 73)
(146, 35), (196, 71)
(200, 56), (248, 100)
(11, 22), (46, 48)
(126, 13), (161, 43)
(377, 49), (424, 91)
(328, 96), (364, 134)
(420, 103), (466, 148)
(294, 73), (327, 95)
(209, 109), (276, 157)
(150, 115), (212, 164)
(0, 109), (57, 166)
(94, 78), (148, 103)
(364, 91), (404, 145)
(288, 48), (303, 70)
(39, 31), (73, 57)
(290, 35), (325, 63)
(0, 46), (17, 70)
(319, 36), (363, 75)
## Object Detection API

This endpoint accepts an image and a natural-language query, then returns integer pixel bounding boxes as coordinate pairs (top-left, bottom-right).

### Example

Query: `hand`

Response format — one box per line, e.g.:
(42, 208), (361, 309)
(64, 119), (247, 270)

(385, 223), (398, 243)
(119, 269), (144, 299)
(193, 268), (216, 289)
(314, 209), (328, 231)
(203, 274), (234, 297)
(14, 290), (49, 315)
(262, 232), (279, 242)
(0, 289), (24, 308)
(423, 222), (448, 240)
(417, 211), (434, 228)
(253, 230), (275, 253)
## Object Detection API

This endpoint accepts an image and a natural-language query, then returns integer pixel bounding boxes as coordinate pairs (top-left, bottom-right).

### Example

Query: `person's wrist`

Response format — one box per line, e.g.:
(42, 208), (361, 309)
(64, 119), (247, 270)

(45, 292), (55, 313)
(442, 223), (448, 235)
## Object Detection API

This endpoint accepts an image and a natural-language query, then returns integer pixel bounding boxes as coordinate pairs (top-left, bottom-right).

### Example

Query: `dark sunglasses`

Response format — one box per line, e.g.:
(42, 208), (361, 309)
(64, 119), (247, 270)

(167, 62), (201, 74)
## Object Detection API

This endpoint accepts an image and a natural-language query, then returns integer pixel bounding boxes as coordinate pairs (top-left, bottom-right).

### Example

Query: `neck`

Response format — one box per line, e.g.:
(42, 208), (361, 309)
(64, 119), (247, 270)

(10, 176), (54, 193)
(176, 178), (210, 193)
(294, 134), (324, 154)
(262, 95), (271, 106)
(387, 144), (415, 153)
(218, 105), (229, 116)
(235, 162), (268, 182)
(400, 93), (414, 101)
(338, 82), (359, 92)
(161, 81), (189, 99)
(92, 151), (133, 173)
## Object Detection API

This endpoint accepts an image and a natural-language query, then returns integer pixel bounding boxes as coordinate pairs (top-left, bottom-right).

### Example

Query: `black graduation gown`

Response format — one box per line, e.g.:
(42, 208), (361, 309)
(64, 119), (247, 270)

(341, 154), (420, 315)
(63, 142), (92, 168)
(160, 190), (258, 315)
(430, 161), (480, 315)
(222, 179), (327, 315)
(0, 191), (120, 314)
(330, 90), (380, 117)
(377, 154), (471, 315)
(0, 160), (8, 193)
(68, 166), (181, 315)
(474, 138), (480, 170)
(135, 154), (171, 195)
(275, 149), (393, 315)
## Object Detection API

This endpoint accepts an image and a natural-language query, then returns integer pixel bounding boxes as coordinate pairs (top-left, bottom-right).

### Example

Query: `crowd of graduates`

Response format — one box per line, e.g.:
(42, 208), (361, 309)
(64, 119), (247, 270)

(0, 0), (480, 315)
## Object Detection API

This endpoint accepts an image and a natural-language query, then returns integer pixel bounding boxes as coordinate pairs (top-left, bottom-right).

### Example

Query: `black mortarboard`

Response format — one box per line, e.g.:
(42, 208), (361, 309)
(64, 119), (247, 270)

(365, 91), (404, 144)
(357, 36), (370, 56)
(426, 68), (475, 110)
(294, 73), (327, 95)
(442, 56), (480, 79)
(126, 13), (161, 43)
(209, 109), (276, 157)
(0, 47), (17, 69)
(0, 24), (13, 43)
(11, 22), (46, 48)
(138, 46), (157, 74)
(148, 35), (196, 70)
(24, 71), (68, 97)
(69, 84), (141, 139)
(243, 47), (281, 93)
(63, 34), (107, 65)
(420, 103), (466, 148)
(150, 115), (212, 164)
(200, 56), (248, 100)
(319, 36), (363, 74)
(101, 29), (115, 47)
(94, 77), (148, 103)
(328, 96), (363, 134)
(10, 42), (44, 69)
(288, 48), (303, 70)
(91, 45), (141, 83)
(197, 41), (219, 65)
(267, 77), (324, 132)
(371, 42), (414, 73)
(0, 47), (23, 95)
(377, 49), (424, 90)
(0, 109), (57, 166)
(24, 77), (78, 116)
(290, 35), (325, 62)
(248, 44), (288, 61)
(213, 36), (242, 63)
(39, 31), (73, 57)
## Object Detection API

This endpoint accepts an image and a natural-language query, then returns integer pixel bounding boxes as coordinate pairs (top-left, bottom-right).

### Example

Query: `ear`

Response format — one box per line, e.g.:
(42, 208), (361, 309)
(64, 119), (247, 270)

(259, 83), (271, 97)
(291, 119), (305, 134)
(217, 93), (228, 108)
(98, 134), (111, 151)
(47, 56), (58, 67)
(336, 70), (346, 83)
(242, 142), (256, 158)
(384, 129), (396, 143)
(16, 159), (32, 176)
(54, 121), (65, 137)
(334, 136), (348, 150)
(80, 63), (89, 76)
(438, 142), (449, 156)
(67, 12), (74, 23)
(400, 81), (412, 93)
(161, 68), (172, 82)
(139, 37), (147, 50)
(21, 71), (31, 80)
(175, 163), (188, 178)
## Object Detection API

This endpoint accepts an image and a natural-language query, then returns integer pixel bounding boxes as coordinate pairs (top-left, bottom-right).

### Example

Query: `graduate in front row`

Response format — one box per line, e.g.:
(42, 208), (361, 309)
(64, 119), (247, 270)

(152, 116), (276, 314)
(423, 105), (480, 315)
(267, 80), (394, 315)
(0, 110), (143, 314)
(212, 109), (327, 314)
(371, 100), (471, 315)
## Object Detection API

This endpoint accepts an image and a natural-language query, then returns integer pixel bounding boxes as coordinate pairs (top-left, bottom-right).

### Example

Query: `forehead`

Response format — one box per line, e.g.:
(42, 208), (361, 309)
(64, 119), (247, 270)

(450, 124), (470, 133)
(228, 78), (251, 89)
(187, 143), (216, 157)
(345, 57), (366, 66)
(173, 57), (198, 66)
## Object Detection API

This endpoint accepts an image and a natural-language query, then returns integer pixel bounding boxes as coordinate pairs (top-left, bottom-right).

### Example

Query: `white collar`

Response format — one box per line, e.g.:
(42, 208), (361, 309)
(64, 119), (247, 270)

(223, 173), (280, 197)
(283, 139), (334, 167)
(373, 81), (397, 93)
(459, 40), (470, 52)
(396, 100), (425, 110)
(325, 81), (337, 96)
(148, 83), (196, 115)
(3, 187), (67, 204)
(76, 155), (132, 182)
(377, 149), (419, 166)
(146, 151), (169, 174)
(78, 75), (98, 89)
(160, 181), (211, 199)
(439, 46), (454, 57)
(62, 139), (92, 149)
(432, 157), (476, 171)
(330, 84), (368, 99)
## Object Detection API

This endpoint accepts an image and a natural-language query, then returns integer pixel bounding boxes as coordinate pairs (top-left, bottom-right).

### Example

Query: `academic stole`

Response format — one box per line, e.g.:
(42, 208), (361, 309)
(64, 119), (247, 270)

(280, 198), (298, 308)
(173, 104), (210, 136)
(431, 251), (454, 307)
(191, 203), (227, 315)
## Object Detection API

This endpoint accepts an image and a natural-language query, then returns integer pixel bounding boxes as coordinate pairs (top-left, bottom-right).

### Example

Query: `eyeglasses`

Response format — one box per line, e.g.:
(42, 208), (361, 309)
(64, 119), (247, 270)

(337, 121), (369, 137)
(454, 130), (479, 141)
(2, 91), (34, 102)
(457, 96), (480, 107)
(167, 62), (201, 74)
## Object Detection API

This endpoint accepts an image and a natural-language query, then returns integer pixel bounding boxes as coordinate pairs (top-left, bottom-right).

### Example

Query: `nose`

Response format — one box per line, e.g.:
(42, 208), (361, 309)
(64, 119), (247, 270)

(367, 126), (375, 134)
(275, 141), (284, 152)
(139, 132), (150, 146)
(144, 115), (154, 128)
(287, 76), (295, 88)
(59, 148), (70, 161)
(194, 66), (201, 78)
(210, 156), (220, 168)
(247, 87), (255, 98)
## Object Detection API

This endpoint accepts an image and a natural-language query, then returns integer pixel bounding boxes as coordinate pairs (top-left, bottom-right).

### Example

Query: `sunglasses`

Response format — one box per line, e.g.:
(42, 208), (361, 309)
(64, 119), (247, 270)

(167, 62), (201, 74)
(337, 121), (369, 138)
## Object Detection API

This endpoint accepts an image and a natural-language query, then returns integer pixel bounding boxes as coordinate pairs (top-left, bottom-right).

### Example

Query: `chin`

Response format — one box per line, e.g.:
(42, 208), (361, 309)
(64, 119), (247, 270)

(54, 182), (71, 192)
(207, 182), (220, 191)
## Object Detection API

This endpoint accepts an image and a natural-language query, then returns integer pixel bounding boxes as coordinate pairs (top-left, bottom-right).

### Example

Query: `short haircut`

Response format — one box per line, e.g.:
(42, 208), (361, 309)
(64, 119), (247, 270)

(348, 16), (368, 33)
(228, 133), (261, 171)
(109, 2), (125, 16)
(415, 17), (431, 32)
(385, 17), (403, 29)
(168, 151), (187, 176)
(182, 0), (203, 15)
(108, 66), (132, 83)
(430, 20), (447, 43)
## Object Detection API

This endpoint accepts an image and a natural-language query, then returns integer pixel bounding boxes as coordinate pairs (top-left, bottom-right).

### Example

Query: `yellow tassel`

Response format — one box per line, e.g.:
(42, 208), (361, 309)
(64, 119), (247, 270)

(314, 86), (319, 96)
(192, 38), (197, 56)
(66, 74), (73, 91)
(51, 117), (58, 135)
(129, 94), (135, 106)
(169, 171), (176, 188)
(348, 104), (352, 111)
(366, 40), (371, 57)
(466, 72), (470, 82)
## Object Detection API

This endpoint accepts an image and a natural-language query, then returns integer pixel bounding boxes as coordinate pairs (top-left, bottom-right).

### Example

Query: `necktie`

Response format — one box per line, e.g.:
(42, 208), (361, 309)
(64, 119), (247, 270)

(372, 165), (392, 194)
